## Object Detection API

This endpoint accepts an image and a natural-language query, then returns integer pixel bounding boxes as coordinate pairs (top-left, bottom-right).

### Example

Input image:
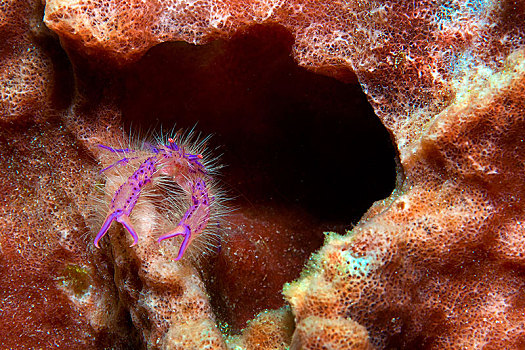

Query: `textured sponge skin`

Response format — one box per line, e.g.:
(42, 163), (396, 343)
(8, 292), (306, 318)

(285, 52), (525, 348)
(43, 1), (525, 156)
(0, 0), (523, 348)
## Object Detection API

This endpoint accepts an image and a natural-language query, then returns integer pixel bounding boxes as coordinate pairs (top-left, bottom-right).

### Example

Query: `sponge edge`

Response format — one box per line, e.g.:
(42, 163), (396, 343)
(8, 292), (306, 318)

(225, 307), (295, 349)
(113, 243), (226, 348)
(291, 316), (373, 350)
(284, 50), (525, 348)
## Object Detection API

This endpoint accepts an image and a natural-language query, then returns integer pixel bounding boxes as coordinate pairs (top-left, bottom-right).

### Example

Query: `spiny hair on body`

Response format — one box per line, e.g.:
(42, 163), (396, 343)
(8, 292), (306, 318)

(87, 125), (230, 263)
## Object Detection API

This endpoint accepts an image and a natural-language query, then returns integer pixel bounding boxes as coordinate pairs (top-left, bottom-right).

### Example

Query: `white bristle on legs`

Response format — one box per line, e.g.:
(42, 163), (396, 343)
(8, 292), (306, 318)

(156, 176), (231, 264)
(89, 126), (230, 263)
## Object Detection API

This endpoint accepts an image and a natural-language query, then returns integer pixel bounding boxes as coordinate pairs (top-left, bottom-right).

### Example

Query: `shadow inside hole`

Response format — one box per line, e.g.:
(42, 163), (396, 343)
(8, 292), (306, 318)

(119, 23), (397, 332)
(121, 24), (396, 226)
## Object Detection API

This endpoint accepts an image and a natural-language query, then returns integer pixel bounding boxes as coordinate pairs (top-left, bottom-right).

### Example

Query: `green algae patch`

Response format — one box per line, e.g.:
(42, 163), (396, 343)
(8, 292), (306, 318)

(57, 264), (92, 296)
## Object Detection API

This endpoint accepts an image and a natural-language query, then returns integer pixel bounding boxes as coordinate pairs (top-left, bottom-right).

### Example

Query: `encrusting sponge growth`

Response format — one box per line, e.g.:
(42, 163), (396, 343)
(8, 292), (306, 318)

(94, 130), (222, 261)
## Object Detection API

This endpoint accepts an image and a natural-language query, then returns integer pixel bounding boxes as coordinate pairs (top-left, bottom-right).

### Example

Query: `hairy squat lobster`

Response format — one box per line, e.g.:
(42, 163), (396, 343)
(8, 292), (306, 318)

(94, 135), (216, 261)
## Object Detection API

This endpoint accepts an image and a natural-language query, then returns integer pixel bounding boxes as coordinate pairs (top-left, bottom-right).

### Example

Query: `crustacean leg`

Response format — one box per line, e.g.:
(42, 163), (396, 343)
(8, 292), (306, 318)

(158, 178), (212, 260)
(94, 156), (157, 248)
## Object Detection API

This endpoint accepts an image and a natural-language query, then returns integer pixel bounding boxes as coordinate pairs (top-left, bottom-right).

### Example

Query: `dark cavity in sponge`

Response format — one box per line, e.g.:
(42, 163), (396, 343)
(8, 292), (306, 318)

(118, 23), (397, 332)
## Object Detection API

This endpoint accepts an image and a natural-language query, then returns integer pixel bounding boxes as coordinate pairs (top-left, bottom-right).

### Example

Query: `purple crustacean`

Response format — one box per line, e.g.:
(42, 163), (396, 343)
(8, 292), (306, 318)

(94, 134), (217, 261)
